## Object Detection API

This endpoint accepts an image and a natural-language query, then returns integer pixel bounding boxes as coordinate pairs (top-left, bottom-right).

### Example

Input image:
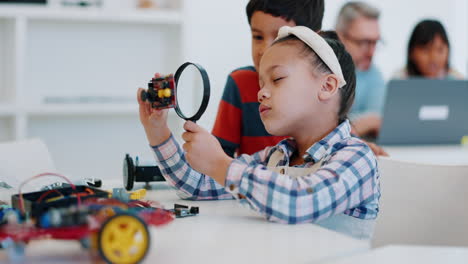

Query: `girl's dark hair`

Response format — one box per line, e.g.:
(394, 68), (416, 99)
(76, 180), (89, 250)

(246, 0), (324, 32)
(406, 19), (450, 77)
(274, 30), (356, 124)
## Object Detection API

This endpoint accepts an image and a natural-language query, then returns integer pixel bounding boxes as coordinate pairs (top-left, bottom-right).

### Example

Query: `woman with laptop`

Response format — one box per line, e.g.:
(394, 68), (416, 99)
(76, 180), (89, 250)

(393, 19), (464, 80)
(376, 19), (467, 145)
(363, 19), (465, 145)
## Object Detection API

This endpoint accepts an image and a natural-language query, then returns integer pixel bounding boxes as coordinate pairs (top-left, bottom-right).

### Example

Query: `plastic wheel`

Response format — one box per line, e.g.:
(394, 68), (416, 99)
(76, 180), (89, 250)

(98, 213), (150, 264)
(123, 154), (135, 191)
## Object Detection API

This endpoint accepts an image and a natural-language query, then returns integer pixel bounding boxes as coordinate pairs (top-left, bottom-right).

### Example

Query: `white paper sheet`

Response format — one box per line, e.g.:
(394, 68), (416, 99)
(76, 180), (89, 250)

(0, 138), (58, 193)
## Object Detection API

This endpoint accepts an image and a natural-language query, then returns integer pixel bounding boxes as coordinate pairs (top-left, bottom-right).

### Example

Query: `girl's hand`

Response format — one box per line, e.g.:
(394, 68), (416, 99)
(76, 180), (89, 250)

(182, 121), (233, 185)
(137, 87), (171, 146)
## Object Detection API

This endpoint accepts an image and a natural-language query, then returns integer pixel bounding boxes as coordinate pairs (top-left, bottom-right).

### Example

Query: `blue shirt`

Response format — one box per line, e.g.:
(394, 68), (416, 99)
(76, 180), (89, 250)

(351, 64), (386, 117)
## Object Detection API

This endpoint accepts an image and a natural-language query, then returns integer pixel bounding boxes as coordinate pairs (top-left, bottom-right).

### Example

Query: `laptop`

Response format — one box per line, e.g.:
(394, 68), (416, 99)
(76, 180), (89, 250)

(377, 79), (468, 145)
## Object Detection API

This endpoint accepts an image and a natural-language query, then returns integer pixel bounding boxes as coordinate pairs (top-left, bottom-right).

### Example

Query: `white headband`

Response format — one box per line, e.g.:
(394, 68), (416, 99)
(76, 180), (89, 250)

(275, 26), (347, 88)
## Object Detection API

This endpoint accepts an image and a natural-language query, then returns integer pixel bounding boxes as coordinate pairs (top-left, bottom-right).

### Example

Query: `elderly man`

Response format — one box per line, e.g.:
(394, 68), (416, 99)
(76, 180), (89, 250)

(336, 2), (386, 138)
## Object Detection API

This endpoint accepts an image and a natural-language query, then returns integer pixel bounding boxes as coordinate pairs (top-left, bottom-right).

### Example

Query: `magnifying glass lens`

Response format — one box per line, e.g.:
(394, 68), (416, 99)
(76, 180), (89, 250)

(174, 62), (210, 122)
(175, 65), (203, 119)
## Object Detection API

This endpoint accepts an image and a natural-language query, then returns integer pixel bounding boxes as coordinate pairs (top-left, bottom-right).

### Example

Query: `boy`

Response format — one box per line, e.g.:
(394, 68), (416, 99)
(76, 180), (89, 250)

(211, 0), (325, 157)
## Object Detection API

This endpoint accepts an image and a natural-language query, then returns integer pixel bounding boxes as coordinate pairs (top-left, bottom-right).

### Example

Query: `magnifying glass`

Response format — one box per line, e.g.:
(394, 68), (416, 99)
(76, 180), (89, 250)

(127, 62), (210, 190)
(140, 62), (210, 123)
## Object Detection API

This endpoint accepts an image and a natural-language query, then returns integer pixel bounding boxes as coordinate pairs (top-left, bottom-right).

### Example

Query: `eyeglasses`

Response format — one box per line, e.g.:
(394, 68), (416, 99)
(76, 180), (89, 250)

(342, 33), (384, 51)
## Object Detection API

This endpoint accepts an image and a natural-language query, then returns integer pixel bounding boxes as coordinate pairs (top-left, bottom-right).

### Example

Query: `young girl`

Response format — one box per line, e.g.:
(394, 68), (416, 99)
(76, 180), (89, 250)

(138, 26), (380, 240)
(394, 19), (464, 79)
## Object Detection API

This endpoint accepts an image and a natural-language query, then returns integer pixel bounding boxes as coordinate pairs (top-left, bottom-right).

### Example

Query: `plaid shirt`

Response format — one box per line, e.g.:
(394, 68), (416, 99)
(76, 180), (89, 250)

(152, 120), (380, 224)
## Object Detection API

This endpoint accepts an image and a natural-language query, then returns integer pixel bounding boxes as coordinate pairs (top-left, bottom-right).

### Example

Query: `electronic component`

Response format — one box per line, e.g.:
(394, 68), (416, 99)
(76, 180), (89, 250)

(39, 206), (89, 228)
(11, 186), (109, 218)
(172, 204), (199, 218)
(41, 178), (102, 191)
(140, 74), (175, 109)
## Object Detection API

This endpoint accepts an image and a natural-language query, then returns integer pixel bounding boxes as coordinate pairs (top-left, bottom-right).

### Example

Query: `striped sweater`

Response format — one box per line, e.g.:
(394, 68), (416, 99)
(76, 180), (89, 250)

(212, 66), (287, 157)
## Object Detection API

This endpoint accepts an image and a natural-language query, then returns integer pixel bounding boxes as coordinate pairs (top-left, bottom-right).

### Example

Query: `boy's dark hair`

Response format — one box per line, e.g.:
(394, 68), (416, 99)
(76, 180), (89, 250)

(318, 30), (340, 41)
(406, 19), (450, 77)
(274, 31), (356, 124)
(246, 0), (324, 32)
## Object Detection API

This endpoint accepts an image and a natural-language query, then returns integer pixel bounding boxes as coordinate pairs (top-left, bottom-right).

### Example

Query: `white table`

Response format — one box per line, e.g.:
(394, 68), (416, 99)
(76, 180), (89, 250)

(324, 245), (468, 264)
(383, 145), (468, 165)
(0, 183), (369, 264)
